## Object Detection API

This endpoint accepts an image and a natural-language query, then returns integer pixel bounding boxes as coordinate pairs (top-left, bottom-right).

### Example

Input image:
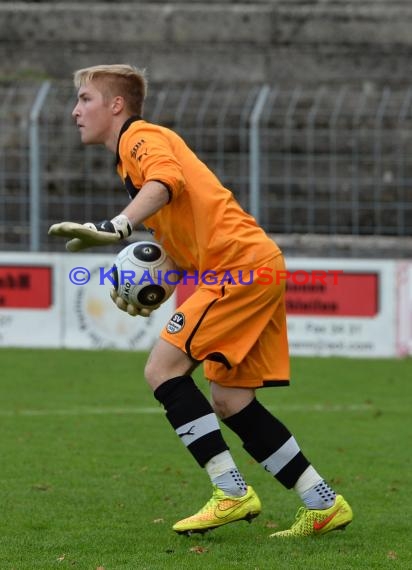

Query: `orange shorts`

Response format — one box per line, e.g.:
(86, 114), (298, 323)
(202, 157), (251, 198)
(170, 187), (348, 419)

(160, 254), (290, 388)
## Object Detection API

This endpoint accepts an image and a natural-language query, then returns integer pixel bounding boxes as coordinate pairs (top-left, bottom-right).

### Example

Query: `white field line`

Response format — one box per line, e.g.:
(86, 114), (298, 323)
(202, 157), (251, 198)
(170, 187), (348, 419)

(0, 403), (373, 417)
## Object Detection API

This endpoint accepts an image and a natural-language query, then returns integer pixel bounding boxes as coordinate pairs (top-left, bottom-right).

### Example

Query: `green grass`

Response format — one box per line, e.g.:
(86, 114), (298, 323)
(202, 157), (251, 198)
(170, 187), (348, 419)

(0, 348), (411, 569)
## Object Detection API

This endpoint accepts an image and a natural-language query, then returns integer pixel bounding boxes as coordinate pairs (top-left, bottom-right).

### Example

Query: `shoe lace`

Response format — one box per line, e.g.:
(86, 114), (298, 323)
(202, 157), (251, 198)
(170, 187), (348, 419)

(290, 506), (307, 529)
(197, 486), (221, 514)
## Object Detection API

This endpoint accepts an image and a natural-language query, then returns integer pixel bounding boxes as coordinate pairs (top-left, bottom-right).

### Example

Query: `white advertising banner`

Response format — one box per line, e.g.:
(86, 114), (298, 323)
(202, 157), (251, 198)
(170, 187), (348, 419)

(285, 258), (397, 357)
(0, 252), (404, 358)
(61, 254), (176, 350)
(0, 252), (62, 347)
(396, 262), (412, 356)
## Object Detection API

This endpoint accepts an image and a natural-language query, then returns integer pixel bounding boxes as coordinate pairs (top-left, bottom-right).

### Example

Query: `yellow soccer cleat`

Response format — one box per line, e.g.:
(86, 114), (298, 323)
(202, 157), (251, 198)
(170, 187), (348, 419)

(270, 495), (353, 538)
(173, 485), (262, 535)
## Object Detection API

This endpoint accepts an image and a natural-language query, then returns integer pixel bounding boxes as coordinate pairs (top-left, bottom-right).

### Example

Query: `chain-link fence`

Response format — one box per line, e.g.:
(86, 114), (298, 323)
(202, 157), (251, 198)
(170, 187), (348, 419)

(1, 80), (411, 252)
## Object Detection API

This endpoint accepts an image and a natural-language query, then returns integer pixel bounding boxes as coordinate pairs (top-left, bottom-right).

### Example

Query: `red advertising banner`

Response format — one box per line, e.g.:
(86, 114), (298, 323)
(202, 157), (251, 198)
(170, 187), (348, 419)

(285, 272), (378, 317)
(0, 266), (52, 308)
(176, 271), (379, 317)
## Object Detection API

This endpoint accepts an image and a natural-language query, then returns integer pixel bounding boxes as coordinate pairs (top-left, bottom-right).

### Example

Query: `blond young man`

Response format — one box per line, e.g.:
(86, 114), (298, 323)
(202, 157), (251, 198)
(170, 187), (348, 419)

(49, 64), (353, 537)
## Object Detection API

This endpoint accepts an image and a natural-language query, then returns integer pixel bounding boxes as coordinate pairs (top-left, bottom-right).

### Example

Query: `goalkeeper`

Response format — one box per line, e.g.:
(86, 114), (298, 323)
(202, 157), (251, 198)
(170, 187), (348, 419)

(49, 64), (353, 538)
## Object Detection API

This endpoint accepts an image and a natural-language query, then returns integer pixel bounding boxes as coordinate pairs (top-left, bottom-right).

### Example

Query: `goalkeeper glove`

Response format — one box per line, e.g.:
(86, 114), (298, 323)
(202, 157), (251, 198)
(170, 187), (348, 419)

(48, 214), (132, 252)
(110, 288), (159, 317)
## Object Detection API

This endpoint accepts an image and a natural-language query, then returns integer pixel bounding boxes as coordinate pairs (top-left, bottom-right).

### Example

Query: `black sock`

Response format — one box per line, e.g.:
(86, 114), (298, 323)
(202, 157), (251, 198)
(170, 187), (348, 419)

(223, 398), (310, 488)
(154, 376), (229, 467)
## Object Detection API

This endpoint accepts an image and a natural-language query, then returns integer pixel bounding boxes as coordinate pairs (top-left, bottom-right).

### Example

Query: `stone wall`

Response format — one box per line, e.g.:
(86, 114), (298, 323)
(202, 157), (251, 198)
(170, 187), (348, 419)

(1, 1), (412, 86)
(1, 2), (411, 250)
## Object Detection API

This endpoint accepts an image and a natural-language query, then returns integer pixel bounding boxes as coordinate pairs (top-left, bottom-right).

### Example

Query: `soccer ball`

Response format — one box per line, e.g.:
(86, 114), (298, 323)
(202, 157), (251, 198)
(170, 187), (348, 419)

(112, 241), (179, 310)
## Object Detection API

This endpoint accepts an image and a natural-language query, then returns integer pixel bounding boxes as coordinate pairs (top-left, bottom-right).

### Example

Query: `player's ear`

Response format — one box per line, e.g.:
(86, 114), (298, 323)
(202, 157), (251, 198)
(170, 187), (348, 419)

(111, 96), (125, 115)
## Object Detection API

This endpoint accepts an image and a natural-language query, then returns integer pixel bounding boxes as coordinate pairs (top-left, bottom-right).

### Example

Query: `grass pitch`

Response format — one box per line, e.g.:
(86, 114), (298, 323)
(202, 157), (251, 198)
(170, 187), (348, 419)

(0, 348), (411, 569)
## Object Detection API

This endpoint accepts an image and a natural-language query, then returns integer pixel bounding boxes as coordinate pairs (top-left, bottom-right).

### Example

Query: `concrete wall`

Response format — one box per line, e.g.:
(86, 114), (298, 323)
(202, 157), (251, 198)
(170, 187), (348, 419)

(1, 2), (412, 85)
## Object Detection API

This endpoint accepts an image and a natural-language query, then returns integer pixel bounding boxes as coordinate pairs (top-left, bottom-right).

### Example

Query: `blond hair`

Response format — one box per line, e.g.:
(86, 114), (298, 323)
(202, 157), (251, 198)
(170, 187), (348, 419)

(73, 64), (148, 115)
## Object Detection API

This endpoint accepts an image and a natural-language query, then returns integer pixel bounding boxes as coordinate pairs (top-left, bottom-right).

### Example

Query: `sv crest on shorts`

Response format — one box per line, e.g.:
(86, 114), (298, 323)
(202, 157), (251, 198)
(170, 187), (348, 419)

(166, 312), (185, 334)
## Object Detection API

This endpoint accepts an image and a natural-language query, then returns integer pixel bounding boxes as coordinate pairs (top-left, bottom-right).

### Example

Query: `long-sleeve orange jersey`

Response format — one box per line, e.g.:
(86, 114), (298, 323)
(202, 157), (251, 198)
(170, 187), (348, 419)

(116, 117), (281, 274)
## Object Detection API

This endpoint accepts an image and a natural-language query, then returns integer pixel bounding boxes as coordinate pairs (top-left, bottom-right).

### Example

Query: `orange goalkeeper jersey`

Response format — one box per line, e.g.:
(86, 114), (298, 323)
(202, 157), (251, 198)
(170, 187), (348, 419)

(116, 117), (280, 273)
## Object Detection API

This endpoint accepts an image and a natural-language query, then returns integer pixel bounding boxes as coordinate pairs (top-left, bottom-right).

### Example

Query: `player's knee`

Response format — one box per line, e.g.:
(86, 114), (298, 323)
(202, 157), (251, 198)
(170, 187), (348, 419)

(144, 355), (193, 391)
(144, 359), (165, 390)
(211, 386), (256, 420)
(145, 338), (195, 391)
(211, 394), (232, 419)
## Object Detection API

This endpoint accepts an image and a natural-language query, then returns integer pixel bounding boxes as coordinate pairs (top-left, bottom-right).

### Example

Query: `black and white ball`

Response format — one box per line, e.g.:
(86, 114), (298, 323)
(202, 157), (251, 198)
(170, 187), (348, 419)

(112, 241), (179, 310)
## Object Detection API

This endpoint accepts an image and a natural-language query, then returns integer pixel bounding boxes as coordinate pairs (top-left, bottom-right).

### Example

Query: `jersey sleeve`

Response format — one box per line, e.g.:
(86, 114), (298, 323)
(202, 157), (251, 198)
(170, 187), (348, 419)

(123, 125), (186, 200)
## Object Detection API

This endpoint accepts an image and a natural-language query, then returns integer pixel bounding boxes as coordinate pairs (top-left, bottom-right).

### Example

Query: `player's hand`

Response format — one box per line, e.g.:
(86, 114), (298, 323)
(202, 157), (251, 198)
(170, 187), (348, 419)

(48, 214), (132, 252)
(110, 288), (159, 317)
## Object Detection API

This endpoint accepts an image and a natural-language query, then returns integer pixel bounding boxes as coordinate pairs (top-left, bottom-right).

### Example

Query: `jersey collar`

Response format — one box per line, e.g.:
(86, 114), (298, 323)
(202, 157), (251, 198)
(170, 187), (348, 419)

(116, 115), (143, 164)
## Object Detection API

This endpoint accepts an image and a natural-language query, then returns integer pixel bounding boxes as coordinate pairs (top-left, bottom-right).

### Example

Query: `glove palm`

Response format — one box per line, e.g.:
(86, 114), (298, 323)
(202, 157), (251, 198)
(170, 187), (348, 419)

(110, 288), (159, 317)
(48, 215), (132, 252)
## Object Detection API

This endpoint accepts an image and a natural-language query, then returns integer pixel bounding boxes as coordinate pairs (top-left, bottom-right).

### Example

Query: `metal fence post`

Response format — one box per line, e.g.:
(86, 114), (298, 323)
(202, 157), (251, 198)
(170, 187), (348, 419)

(396, 88), (412, 234)
(329, 87), (347, 234)
(249, 85), (271, 222)
(351, 90), (368, 235)
(306, 87), (326, 232)
(374, 87), (391, 235)
(283, 87), (301, 232)
(216, 87), (235, 179)
(29, 80), (51, 251)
